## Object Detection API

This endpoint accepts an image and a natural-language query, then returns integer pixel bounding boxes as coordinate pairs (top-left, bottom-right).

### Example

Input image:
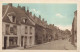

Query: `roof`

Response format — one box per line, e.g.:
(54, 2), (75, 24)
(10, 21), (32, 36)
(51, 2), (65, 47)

(2, 4), (35, 26)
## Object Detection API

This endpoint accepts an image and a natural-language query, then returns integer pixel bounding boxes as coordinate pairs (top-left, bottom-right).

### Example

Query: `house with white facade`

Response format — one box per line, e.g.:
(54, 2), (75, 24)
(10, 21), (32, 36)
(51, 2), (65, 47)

(2, 3), (35, 49)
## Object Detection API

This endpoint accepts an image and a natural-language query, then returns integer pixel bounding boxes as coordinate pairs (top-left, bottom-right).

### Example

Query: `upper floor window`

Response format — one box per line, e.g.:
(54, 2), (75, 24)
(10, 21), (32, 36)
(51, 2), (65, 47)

(25, 19), (27, 23)
(23, 19), (27, 24)
(25, 26), (28, 34)
(7, 12), (16, 23)
(10, 27), (13, 33)
(30, 27), (32, 34)
(6, 24), (10, 35)
(12, 16), (16, 22)
(13, 25), (17, 35)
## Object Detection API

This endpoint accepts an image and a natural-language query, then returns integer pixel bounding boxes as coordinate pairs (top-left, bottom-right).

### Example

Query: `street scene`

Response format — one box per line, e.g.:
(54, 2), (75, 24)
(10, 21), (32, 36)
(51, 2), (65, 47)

(2, 3), (77, 50)
(11, 39), (76, 50)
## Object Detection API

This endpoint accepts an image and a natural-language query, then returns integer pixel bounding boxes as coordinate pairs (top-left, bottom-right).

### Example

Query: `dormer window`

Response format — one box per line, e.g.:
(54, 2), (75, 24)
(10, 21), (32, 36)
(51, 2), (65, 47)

(7, 12), (16, 23)
(25, 19), (27, 23)
(23, 19), (27, 23)
(13, 16), (16, 22)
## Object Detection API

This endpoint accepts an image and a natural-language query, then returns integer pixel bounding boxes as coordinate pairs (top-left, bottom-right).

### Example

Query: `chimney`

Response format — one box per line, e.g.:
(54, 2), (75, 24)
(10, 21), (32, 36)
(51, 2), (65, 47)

(22, 6), (25, 11)
(17, 4), (21, 8)
(42, 18), (44, 22)
(45, 21), (47, 24)
(39, 15), (41, 19)
(26, 7), (29, 15)
(53, 24), (54, 26)
(8, 3), (12, 6)
(30, 12), (32, 16)
(27, 7), (29, 13)
(33, 14), (36, 19)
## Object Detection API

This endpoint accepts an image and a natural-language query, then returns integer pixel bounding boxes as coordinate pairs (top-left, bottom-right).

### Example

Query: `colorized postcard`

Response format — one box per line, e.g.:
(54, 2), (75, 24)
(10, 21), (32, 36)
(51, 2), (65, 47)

(2, 3), (77, 50)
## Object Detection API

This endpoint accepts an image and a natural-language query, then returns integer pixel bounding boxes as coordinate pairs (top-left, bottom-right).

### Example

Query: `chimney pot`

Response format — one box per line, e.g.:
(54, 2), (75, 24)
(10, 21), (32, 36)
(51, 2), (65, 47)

(22, 6), (25, 11)
(26, 7), (29, 15)
(8, 3), (12, 6)
(33, 14), (36, 19)
(30, 12), (32, 16)
(42, 18), (44, 21)
(39, 15), (41, 19)
(17, 4), (21, 8)
(27, 7), (29, 12)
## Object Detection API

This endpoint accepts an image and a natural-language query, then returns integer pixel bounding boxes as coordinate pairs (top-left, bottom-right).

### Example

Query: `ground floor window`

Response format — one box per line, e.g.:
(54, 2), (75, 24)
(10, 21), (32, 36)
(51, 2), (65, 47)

(9, 37), (18, 47)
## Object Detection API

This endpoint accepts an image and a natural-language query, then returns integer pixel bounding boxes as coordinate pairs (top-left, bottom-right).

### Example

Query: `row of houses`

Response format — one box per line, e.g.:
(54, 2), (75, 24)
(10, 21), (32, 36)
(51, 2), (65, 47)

(2, 3), (71, 49)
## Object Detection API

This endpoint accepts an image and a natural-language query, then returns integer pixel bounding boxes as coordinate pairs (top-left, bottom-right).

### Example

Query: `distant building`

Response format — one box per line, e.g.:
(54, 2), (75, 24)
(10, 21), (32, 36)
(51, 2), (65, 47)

(71, 10), (77, 46)
(32, 15), (48, 44)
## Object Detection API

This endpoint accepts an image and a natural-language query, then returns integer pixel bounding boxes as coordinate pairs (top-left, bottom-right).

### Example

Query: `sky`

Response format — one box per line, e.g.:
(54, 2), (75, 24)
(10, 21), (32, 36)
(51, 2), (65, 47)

(3, 3), (77, 30)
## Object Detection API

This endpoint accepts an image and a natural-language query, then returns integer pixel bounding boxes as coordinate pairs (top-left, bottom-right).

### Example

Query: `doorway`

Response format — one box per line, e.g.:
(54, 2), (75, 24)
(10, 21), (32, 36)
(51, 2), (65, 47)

(21, 36), (23, 47)
(4, 37), (7, 49)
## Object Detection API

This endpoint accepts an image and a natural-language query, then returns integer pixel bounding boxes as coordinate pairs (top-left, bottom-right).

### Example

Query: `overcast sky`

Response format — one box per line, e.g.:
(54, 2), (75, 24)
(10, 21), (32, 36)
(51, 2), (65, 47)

(3, 3), (77, 30)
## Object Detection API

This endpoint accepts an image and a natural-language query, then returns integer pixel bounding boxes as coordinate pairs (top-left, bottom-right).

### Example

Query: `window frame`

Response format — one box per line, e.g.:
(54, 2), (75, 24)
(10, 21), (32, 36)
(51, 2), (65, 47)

(6, 24), (10, 35)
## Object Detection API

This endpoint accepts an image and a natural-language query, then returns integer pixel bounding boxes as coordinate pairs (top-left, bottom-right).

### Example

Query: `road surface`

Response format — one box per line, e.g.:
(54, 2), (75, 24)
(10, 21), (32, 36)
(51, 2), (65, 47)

(26, 39), (76, 50)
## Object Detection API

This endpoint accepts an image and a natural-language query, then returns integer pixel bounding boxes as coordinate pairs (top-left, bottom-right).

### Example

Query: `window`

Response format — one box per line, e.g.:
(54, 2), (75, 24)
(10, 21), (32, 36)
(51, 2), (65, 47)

(13, 16), (15, 22)
(23, 19), (27, 23)
(25, 19), (27, 23)
(10, 27), (13, 33)
(13, 25), (17, 35)
(30, 27), (32, 34)
(9, 37), (18, 46)
(6, 24), (10, 35)
(25, 26), (27, 34)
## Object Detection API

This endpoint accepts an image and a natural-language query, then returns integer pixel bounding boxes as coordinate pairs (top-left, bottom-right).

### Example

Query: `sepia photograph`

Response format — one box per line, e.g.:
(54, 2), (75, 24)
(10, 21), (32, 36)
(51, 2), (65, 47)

(2, 3), (77, 50)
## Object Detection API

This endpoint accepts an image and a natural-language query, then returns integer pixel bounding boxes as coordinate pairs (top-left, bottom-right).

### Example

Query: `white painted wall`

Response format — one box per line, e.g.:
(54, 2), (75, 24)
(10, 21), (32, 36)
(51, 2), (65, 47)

(2, 22), (21, 47)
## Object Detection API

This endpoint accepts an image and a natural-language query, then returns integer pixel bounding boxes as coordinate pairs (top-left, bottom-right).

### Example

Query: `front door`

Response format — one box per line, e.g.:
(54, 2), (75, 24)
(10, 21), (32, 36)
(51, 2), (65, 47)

(4, 37), (7, 49)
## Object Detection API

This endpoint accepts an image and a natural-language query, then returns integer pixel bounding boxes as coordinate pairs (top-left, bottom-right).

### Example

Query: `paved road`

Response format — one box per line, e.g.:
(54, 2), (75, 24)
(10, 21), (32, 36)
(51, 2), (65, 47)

(26, 39), (76, 50)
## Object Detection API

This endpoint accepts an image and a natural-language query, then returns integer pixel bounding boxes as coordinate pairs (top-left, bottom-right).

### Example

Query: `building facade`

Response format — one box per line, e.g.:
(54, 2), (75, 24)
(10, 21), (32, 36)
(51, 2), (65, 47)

(2, 3), (72, 49)
(2, 3), (35, 49)
(71, 10), (77, 46)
